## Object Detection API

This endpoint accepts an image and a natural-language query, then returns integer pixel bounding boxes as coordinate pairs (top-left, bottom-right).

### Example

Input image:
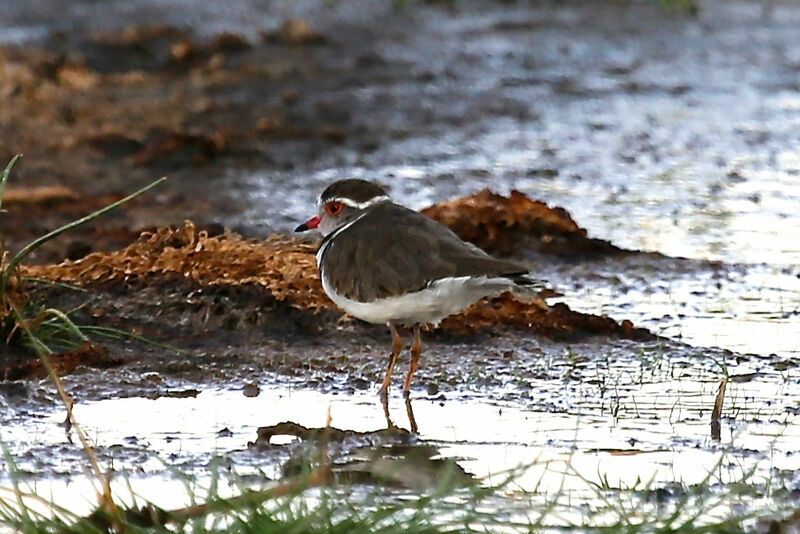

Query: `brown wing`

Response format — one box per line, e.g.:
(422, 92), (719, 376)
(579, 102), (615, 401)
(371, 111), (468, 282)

(321, 203), (531, 302)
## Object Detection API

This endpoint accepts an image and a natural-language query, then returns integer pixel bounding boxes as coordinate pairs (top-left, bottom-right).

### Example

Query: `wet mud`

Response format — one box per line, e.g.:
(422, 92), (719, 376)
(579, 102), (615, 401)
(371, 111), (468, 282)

(1, 342), (121, 381)
(4, 201), (650, 383)
(1, 0), (799, 525)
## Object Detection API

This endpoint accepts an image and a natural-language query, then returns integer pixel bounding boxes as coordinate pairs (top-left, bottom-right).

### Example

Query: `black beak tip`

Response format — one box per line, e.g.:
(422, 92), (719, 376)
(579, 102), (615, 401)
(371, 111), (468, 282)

(294, 223), (309, 233)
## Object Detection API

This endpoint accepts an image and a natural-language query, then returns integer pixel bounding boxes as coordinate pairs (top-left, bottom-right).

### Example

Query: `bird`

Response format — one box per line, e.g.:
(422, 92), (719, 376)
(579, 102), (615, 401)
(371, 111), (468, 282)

(295, 179), (546, 399)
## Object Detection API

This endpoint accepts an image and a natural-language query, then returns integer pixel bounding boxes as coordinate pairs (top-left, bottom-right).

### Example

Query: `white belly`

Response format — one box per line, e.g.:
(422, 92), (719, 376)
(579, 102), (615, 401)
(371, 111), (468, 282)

(320, 274), (515, 325)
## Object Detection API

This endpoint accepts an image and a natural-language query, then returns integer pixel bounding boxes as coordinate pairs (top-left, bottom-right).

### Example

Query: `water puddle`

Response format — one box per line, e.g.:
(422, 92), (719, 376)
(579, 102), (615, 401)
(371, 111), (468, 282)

(559, 262), (800, 358)
(3, 357), (798, 518)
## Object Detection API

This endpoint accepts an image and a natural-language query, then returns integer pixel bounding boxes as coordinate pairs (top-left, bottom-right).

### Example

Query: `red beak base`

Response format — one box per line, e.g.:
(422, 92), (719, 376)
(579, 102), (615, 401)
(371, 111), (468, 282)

(295, 215), (321, 232)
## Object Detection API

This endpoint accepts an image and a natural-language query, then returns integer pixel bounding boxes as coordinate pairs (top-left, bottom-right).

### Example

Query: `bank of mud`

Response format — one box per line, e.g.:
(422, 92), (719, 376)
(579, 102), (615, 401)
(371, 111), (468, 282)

(4, 189), (651, 386)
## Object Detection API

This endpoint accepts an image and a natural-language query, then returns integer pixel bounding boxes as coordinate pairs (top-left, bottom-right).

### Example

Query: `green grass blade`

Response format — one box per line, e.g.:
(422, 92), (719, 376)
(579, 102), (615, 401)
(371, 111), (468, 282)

(21, 277), (88, 292)
(2, 176), (166, 284)
(79, 325), (191, 355)
(0, 438), (34, 529)
(0, 155), (23, 214)
(41, 308), (90, 342)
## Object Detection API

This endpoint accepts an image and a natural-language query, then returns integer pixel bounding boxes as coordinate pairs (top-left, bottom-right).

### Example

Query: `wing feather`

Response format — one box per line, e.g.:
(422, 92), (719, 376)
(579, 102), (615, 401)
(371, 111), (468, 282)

(321, 203), (535, 302)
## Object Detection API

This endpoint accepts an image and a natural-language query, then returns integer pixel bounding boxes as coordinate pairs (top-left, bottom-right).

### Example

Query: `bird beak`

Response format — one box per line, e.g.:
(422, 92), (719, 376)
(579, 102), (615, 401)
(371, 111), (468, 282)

(295, 215), (321, 232)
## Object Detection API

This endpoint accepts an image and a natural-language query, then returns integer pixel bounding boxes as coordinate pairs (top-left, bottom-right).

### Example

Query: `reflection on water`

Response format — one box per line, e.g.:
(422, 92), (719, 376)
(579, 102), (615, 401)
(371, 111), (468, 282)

(2, 375), (798, 519)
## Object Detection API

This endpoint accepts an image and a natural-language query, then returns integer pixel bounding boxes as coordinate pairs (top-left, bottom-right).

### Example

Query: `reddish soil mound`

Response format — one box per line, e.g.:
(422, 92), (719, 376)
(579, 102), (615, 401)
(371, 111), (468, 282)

(23, 219), (651, 342)
(24, 221), (329, 311)
(422, 189), (625, 257)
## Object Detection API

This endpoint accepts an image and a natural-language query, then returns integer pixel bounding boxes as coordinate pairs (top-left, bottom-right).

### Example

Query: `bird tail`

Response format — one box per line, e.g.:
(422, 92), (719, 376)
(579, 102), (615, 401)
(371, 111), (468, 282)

(502, 273), (557, 312)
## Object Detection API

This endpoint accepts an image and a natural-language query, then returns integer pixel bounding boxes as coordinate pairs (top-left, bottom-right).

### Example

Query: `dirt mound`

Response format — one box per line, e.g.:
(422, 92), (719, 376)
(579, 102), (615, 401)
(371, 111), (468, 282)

(23, 220), (651, 342)
(422, 189), (625, 258)
(24, 221), (329, 311)
(443, 297), (649, 340)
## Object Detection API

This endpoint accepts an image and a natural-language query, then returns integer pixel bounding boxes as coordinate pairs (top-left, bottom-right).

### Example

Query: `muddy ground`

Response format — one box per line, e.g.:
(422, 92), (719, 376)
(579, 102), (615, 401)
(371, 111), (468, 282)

(1, 0), (799, 526)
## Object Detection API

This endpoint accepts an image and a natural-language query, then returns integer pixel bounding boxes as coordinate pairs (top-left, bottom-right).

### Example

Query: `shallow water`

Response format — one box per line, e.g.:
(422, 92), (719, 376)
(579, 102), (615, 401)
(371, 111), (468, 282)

(2, 370), (799, 520)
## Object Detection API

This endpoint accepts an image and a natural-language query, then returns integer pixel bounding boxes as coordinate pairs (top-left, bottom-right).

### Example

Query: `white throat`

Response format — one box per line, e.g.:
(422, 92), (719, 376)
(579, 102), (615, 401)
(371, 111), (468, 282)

(316, 211), (370, 265)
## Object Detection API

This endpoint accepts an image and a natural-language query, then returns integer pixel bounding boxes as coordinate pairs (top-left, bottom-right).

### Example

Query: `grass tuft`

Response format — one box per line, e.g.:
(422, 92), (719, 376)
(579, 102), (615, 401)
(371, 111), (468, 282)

(1, 155), (167, 355)
(1, 155), (168, 529)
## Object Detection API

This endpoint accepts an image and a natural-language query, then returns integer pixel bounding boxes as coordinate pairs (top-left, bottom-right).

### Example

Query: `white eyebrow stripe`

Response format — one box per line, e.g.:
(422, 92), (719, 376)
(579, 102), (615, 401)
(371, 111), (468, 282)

(319, 195), (390, 209)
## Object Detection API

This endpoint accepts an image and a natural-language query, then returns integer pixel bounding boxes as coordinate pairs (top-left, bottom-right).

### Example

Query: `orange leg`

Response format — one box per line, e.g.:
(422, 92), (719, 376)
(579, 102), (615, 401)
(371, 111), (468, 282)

(381, 392), (395, 429)
(402, 324), (422, 398)
(378, 323), (403, 399)
(405, 396), (419, 434)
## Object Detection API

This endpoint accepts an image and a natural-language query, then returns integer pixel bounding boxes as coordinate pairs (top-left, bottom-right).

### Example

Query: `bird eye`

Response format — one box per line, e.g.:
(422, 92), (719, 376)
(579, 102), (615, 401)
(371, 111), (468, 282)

(325, 202), (344, 216)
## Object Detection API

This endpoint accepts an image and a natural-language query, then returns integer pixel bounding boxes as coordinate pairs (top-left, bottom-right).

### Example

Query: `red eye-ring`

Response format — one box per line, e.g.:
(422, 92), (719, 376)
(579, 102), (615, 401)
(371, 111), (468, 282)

(325, 201), (344, 216)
